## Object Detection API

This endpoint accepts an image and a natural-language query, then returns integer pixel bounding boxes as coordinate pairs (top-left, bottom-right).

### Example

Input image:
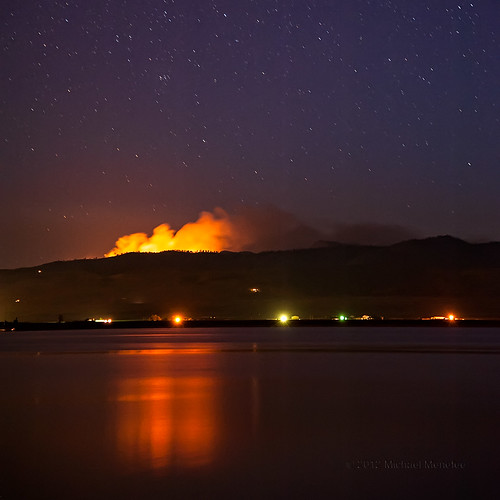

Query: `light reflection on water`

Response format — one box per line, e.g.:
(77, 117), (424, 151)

(113, 375), (218, 470)
(1, 328), (499, 499)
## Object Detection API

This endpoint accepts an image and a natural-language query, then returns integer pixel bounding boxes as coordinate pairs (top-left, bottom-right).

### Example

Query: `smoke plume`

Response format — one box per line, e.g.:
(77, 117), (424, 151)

(105, 206), (418, 257)
(328, 222), (420, 246)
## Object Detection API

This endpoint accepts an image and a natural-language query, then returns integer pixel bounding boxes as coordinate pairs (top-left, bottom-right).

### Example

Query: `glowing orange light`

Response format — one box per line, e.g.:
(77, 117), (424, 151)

(448, 314), (455, 321)
(173, 315), (183, 325)
(105, 208), (240, 257)
(114, 376), (218, 469)
(96, 318), (112, 323)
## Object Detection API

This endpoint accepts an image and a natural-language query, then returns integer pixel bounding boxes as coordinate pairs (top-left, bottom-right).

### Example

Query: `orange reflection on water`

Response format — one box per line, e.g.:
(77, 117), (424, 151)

(117, 347), (217, 355)
(114, 375), (218, 470)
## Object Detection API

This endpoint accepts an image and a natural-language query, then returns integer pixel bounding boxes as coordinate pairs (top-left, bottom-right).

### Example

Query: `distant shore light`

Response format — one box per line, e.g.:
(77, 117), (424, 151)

(96, 318), (112, 323)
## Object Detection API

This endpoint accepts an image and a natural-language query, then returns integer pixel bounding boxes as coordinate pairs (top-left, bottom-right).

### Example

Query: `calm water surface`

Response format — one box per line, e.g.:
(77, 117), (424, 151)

(0, 327), (499, 499)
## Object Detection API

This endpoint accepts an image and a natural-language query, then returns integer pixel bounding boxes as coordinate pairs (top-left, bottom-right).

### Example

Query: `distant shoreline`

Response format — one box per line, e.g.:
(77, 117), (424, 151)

(4, 318), (500, 332)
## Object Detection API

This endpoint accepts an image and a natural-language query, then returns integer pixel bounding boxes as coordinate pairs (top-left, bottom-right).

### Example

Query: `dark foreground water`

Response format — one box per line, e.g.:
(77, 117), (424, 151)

(0, 327), (499, 499)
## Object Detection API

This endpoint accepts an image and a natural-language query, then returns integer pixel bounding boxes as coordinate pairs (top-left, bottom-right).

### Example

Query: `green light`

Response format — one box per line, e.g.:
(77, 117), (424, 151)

(339, 315), (346, 321)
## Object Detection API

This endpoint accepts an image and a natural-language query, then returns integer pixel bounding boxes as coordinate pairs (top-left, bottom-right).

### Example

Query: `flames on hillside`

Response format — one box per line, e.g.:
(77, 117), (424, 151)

(105, 208), (250, 257)
(105, 206), (419, 257)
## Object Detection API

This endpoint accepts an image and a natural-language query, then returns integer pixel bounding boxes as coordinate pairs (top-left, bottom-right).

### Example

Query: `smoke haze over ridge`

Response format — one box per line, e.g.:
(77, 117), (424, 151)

(106, 205), (421, 257)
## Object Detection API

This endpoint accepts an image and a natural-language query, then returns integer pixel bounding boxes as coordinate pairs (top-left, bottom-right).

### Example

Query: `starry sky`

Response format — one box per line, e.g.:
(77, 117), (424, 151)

(1, 0), (499, 268)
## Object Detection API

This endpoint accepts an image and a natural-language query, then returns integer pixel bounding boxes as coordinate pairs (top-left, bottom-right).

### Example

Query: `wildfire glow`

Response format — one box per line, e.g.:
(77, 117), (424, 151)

(105, 205), (321, 257)
(106, 208), (240, 257)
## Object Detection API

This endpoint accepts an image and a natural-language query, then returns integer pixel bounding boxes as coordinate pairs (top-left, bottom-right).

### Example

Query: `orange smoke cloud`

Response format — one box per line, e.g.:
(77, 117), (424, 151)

(105, 205), (331, 258)
(105, 208), (245, 257)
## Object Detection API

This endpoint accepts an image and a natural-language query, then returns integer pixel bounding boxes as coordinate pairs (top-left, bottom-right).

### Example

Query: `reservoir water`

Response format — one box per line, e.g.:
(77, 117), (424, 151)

(1, 327), (499, 499)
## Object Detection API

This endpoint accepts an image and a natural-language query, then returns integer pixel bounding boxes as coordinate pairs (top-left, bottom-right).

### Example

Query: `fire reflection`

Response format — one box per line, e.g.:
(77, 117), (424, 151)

(114, 375), (218, 470)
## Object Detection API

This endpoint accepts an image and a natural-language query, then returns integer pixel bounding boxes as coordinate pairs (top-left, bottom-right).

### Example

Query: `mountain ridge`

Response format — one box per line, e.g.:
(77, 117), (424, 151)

(2, 236), (500, 321)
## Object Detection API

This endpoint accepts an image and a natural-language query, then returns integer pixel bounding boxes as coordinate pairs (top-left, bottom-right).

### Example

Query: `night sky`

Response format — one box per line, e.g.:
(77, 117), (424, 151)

(1, 0), (499, 268)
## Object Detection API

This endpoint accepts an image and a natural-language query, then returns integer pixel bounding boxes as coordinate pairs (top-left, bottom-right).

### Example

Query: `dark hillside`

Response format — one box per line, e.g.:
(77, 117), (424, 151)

(2, 237), (500, 321)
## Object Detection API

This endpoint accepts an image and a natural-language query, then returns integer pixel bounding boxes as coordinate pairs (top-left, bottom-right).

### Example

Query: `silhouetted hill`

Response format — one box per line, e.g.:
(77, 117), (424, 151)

(2, 236), (500, 321)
